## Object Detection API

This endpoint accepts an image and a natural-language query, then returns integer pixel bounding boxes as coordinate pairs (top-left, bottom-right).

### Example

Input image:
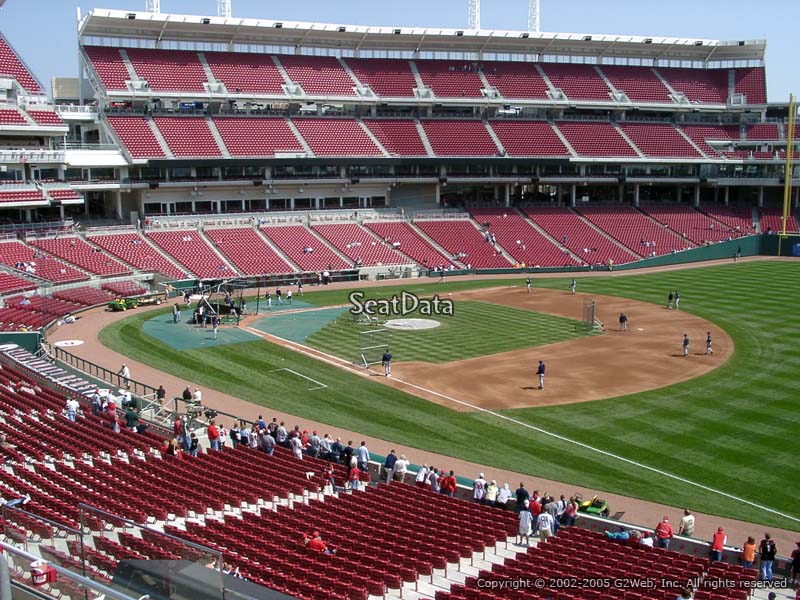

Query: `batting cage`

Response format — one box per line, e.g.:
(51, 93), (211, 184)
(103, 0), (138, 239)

(358, 328), (391, 368)
(583, 299), (604, 332)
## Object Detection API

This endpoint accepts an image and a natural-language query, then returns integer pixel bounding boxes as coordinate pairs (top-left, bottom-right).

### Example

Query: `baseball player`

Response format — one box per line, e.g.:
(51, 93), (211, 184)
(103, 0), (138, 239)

(536, 361), (545, 390)
(706, 332), (713, 355)
(570, 279), (576, 295)
(382, 349), (392, 377)
(667, 291), (674, 309)
(526, 277), (532, 294)
(212, 315), (219, 340)
(682, 334), (690, 357)
(619, 312), (628, 331)
(674, 290), (681, 310)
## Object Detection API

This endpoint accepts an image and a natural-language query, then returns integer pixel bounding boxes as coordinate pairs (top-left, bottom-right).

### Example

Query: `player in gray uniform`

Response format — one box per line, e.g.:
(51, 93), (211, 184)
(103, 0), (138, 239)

(706, 332), (713, 355)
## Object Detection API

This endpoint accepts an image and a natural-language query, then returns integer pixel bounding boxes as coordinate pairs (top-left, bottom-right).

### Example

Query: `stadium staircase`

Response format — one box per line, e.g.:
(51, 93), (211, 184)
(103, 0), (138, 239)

(205, 116), (232, 159)
(414, 119), (436, 157)
(357, 119), (391, 157)
(253, 226), (303, 272)
(145, 115), (175, 159)
(483, 120), (507, 156)
(515, 209), (584, 263)
(300, 224), (354, 267)
(568, 208), (641, 262)
(549, 120), (579, 157)
(407, 222), (466, 268)
(285, 118), (316, 156)
(613, 124), (647, 158)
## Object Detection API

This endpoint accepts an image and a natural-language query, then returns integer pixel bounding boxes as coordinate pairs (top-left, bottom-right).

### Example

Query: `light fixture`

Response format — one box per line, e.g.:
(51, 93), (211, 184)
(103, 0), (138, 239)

(456, 30), (464, 37)
(393, 29), (401, 35)
(337, 26), (346, 33)
(127, 13), (136, 19)
(201, 18), (211, 25)
(694, 41), (703, 46)
(583, 35), (592, 41)
(520, 33), (529, 39)
(274, 22), (283, 28)
(643, 38), (652, 44)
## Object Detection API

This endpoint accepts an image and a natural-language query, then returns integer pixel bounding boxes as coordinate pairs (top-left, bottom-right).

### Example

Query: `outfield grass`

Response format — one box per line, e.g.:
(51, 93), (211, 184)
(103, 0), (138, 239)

(305, 300), (589, 363)
(99, 261), (800, 530)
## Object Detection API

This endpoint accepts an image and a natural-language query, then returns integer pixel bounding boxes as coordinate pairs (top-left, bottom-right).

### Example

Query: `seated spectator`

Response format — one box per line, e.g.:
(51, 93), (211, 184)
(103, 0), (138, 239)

(640, 531), (654, 548)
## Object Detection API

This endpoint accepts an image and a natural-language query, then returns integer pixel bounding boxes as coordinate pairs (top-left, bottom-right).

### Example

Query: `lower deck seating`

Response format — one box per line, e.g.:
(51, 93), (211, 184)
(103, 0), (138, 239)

(363, 221), (456, 269)
(414, 220), (513, 269)
(260, 225), (352, 272)
(311, 223), (410, 266)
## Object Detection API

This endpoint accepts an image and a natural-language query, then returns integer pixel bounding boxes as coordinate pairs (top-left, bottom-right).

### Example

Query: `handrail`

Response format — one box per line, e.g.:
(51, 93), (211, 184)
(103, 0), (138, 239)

(53, 345), (158, 399)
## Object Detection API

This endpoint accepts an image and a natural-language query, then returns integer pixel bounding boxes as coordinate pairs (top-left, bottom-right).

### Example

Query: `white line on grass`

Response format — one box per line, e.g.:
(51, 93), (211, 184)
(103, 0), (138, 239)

(269, 367), (327, 391)
(243, 326), (800, 524)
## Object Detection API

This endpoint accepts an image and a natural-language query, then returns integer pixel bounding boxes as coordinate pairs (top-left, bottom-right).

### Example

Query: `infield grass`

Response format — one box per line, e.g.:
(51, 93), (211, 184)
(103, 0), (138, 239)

(99, 261), (800, 530)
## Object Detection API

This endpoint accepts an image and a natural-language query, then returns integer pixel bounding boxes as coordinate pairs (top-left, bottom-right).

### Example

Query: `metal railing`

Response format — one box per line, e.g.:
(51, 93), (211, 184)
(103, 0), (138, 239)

(53, 346), (158, 400)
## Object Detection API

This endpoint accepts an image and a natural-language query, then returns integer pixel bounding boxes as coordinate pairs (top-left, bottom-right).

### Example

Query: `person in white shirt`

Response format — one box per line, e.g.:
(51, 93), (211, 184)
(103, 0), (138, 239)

(415, 465), (429, 488)
(290, 435), (303, 459)
(473, 473), (487, 503)
(640, 532), (654, 547)
(496, 483), (513, 509)
(118, 364), (131, 388)
(192, 388), (202, 405)
(537, 511), (555, 542)
(393, 454), (409, 484)
(518, 500), (533, 546)
(66, 396), (80, 422)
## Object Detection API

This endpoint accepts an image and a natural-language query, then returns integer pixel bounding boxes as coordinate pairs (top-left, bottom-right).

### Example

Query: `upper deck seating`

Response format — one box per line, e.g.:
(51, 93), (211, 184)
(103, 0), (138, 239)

(0, 33), (41, 93)
(733, 67), (767, 104)
(678, 124), (740, 158)
(599, 65), (672, 103)
(260, 225), (351, 272)
(482, 61), (549, 99)
(87, 232), (187, 279)
(0, 189), (47, 206)
(277, 55), (355, 96)
(745, 123), (780, 141)
(126, 48), (207, 93)
(540, 64), (611, 101)
(83, 46), (129, 91)
(343, 58), (417, 98)
(0, 108), (27, 126)
(421, 120), (499, 156)
(656, 67), (729, 104)
(204, 228), (295, 275)
(414, 60), (484, 98)
(204, 51), (285, 95)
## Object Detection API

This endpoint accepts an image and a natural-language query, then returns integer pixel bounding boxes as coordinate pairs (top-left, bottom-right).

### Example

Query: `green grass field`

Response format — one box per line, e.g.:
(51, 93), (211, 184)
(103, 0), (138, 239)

(305, 300), (590, 363)
(99, 261), (800, 530)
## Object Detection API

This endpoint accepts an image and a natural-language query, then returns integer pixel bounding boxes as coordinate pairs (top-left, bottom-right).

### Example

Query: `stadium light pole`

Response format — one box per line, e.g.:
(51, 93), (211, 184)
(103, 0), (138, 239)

(145, 0), (160, 14)
(528, 0), (541, 32)
(218, 0), (232, 18)
(467, 0), (480, 30)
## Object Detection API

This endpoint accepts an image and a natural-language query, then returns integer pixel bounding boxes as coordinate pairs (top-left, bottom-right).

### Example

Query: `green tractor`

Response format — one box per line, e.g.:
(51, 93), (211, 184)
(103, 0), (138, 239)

(107, 298), (139, 312)
(576, 494), (610, 518)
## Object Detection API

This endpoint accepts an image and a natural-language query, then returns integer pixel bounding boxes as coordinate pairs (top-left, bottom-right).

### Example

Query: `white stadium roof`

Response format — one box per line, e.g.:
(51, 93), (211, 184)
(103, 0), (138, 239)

(78, 9), (766, 64)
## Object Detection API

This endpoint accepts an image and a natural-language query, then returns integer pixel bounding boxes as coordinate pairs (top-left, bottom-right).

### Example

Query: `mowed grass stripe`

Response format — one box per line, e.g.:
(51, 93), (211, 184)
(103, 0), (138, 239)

(305, 300), (588, 364)
(100, 261), (800, 529)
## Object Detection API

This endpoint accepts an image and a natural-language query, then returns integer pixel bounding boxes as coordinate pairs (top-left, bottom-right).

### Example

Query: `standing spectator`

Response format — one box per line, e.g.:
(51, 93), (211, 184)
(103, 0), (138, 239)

(537, 509), (555, 542)
(267, 417), (278, 439)
(258, 429), (275, 455)
(330, 437), (344, 464)
(356, 441), (370, 472)
(182, 385), (192, 403)
(90, 388), (101, 416)
(276, 421), (289, 447)
(515, 482), (530, 511)
(218, 423), (227, 451)
(562, 497), (579, 527)
(789, 541), (800, 587)
(472, 473), (487, 503)
(319, 433), (333, 460)
(442, 470), (457, 497)
(124, 406), (139, 432)
(679, 509), (695, 537)
(229, 422), (240, 448)
(238, 421), (251, 447)
(393, 455), (410, 484)
(741, 536), (757, 569)
(119, 364), (131, 388)
(654, 516), (674, 549)
(496, 483), (513, 509)
(349, 465), (362, 490)
(308, 431), (321, 458)
(710, 527), (726, 563)
(383, 450), (397, 483)
(484, 480), (499, 506)
(290, 434), (303, 459)
(536, 361), (545, 390)
(189, 433), (199, 457)
(192, 387), (202, 405)
(66, 394), (79, 422)
(207, 420), (220, 451)
(156, 385), (166, 405)
(682, 333), (690, 357)
(518, 500), (533, 546)
(428, 467), (441, 493)
(414, 465), (429, 488)
(342, 441), (355, 473)
(759, 533), (777, 581)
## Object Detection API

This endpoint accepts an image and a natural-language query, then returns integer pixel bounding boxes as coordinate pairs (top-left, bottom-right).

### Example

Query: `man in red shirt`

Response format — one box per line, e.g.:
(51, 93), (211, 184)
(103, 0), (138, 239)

(443, 470), (457, 497)
(654, 516), (674, 550)
(207, 420), (220, 451)
(305, 531), (335, 555)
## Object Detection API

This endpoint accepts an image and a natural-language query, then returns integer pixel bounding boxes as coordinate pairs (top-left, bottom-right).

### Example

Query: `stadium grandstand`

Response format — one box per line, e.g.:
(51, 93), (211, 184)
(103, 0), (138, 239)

(0, 3), (798, 600)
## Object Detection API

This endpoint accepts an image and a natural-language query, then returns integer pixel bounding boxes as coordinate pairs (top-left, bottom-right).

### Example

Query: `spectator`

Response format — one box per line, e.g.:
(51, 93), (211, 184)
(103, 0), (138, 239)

(562, 497), (579, 527)
(415, 465), (429, 489)
(356, 441), (370, 472)
(207, 420), (220, 451)
(290, 433), (303, 459)
(741, 536), (756, 569)
(156, 385), (166, 405)
(759, 533), (777, 581)
(537, 509), (555, 542)
(342, 441), (355, 474)
(182, 385), (192, 403)
(90, 388), (101, 416)
(518, 500), (533, 546)
(330, 437), (344, 464)
(442, 470), (457, 497)
(640, 531), (654, 548)
(307, 431), (321, 458)
(65, 394), (79, 422)
(258, 429), (275, 455)
(276, 422), (288, 447)
(496, 483), (512, 509)
(679, 509), (695, 537)
(229, 422), (240, 448)
(515, 482), (530, 512)
(218, 423), (227, 451)
(304, 531), (336, 555)
(383, 449), (397, 483)
(473, 473), (487, 503)
(428, 468), (440, 493)
(790, 541), (800, 587)
(238, 421), (251, 447)
(189, 433), (199, 457)
(393, 454), (409, 484)
(484, 480), (499, 506)
(349, 465), (362, 490)
(118, 364), (130, 388)
(192, 388), (202, 405)
(319, 434), (332, 460)
(654, 516), (674, 550)
(124, 406), (139, 432)
(710, 527), (726, 563)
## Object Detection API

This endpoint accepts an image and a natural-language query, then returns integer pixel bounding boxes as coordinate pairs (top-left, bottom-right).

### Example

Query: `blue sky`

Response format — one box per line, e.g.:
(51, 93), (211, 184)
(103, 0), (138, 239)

(0, 0), (796, 100)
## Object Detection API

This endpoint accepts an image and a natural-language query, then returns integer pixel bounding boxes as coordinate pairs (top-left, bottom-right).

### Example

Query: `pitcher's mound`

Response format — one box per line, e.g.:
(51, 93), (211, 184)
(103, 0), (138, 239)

(385, 318), (441, 331)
